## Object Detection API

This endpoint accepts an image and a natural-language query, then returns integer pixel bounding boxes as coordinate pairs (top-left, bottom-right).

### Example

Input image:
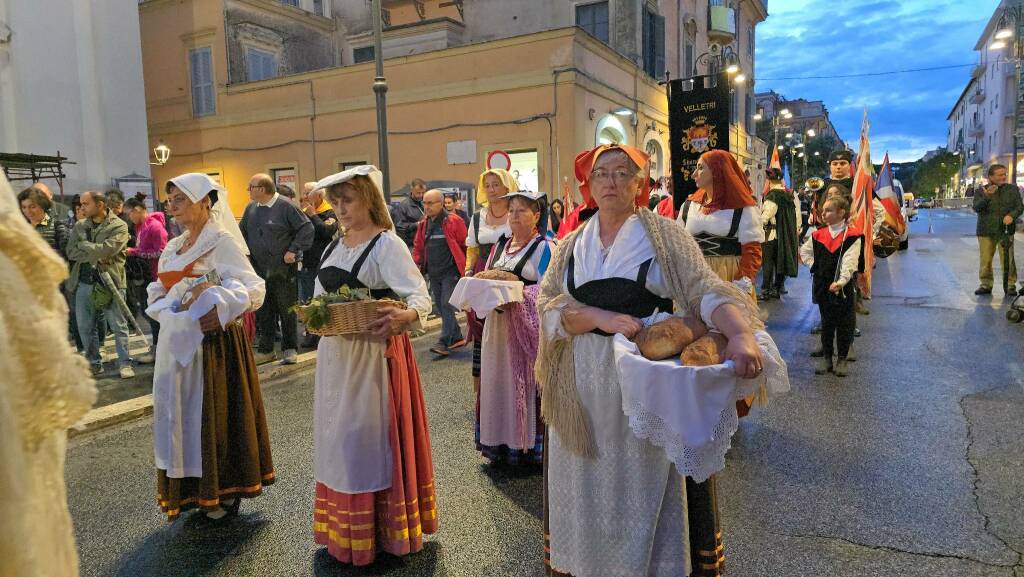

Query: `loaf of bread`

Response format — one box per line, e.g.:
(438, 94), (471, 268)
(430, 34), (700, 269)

(680, 333), (728, 366)
(474, 269), (519, 281)
(633, 317), (708, 360)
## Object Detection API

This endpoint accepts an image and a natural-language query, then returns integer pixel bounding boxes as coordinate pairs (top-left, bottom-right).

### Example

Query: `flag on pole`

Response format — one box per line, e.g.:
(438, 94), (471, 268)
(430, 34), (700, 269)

(874, 152), (906, 236)
(782, 163), (792, 191)
(562, 176), (576, 212)
(850, 109), (876, 297)
(763, 146), (782, 197)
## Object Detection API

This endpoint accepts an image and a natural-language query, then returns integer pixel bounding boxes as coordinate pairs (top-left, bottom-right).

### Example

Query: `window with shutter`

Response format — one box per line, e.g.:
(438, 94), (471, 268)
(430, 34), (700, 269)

(641, 10), (664, 79)
(189, 47), (215, 117)
(575, 2), (609, 44)
(246, 47), (278, 82)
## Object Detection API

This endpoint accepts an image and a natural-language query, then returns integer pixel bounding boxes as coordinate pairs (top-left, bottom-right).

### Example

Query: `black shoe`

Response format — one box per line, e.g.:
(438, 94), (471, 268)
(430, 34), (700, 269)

(854, 328), (862, 338)
(810, 348), (825, 358)
(975, 286), (993, 295)
(1006, 286), (1018, 297)
(778, 287), (789, 295)
(301, 333), (320, 349)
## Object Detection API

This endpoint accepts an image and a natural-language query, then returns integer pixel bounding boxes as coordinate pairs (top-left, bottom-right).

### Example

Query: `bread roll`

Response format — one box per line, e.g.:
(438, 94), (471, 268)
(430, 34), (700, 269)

(680, 333), (728, 367)
(634, 317), (708, 360)
(474, 269), (519, 281)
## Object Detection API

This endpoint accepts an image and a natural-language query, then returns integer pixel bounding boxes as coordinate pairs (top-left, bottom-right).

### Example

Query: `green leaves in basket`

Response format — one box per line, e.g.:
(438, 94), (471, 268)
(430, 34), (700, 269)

(290, 285), (403, 330)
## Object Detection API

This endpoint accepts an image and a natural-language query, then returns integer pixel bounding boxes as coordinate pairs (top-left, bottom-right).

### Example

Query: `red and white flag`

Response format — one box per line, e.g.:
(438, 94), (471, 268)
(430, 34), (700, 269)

(850, 109), (875, 297)
(874, 152), (906, 236)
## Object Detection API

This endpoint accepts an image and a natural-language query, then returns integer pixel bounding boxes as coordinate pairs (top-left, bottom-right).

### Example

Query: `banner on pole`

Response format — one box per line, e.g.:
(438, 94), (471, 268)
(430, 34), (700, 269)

(668, 72), (732, 209)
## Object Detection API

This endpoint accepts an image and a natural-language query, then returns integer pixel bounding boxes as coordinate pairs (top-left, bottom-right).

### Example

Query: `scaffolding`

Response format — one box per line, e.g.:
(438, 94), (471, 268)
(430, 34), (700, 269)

(0, 151), (75, 200)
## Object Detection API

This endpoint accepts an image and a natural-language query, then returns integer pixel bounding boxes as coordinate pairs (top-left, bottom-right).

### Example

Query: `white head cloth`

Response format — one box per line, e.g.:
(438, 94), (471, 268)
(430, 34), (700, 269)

(166, 173), (249, 255)
(314, 165), (392, 230)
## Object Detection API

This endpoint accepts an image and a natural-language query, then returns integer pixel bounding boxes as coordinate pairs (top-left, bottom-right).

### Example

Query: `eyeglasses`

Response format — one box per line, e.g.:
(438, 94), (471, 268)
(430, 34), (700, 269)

(590, 168), (639, 184)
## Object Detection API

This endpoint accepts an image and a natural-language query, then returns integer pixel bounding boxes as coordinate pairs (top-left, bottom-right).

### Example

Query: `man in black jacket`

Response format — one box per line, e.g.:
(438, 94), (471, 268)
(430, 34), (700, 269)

(392, 178), (426, 250)
(240, 173), (314, 364)
(974, 164), (1024, 296)
(299, 181), (339, 347)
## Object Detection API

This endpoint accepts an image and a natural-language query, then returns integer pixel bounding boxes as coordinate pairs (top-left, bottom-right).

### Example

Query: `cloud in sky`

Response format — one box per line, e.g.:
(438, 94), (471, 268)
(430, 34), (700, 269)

(756, 0), (999, 163)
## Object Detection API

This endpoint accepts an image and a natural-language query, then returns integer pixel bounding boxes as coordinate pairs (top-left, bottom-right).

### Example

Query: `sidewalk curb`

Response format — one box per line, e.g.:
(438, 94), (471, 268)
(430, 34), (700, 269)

(70, 314), (453, 437)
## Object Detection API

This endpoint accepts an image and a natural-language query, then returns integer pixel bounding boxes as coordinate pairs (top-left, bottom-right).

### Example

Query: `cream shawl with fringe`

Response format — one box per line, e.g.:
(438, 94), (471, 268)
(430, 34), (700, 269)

(536, 208), (763, 457)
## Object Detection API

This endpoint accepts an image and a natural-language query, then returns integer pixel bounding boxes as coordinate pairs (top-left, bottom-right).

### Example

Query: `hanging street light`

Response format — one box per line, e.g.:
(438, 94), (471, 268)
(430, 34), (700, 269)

(151, 142), (171, 166)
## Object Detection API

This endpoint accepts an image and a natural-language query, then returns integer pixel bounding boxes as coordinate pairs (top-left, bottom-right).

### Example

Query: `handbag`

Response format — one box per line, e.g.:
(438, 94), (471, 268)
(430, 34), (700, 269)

(90, 282), (113, 310)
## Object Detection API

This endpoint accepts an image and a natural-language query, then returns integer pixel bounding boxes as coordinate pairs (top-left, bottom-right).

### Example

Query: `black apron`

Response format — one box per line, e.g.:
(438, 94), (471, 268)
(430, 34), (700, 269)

(566, 253), (673, 336)
(317, 232), (398, 300)
(486, 235), (545, 285)
(680, 200), (744, 257)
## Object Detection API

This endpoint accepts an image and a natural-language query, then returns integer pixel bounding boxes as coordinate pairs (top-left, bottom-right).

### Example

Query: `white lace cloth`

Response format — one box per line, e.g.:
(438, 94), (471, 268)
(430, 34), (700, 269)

(448, 276), (523, 319)
(612, 330), (789, 483)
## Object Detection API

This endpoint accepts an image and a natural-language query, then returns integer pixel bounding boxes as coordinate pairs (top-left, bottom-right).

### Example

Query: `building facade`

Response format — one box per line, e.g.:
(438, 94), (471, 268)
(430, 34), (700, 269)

(140, 0), (769, 216)
(947, 0), (1022, 194)
(754, 90), (842, 147)
(0, 0), (151, 197)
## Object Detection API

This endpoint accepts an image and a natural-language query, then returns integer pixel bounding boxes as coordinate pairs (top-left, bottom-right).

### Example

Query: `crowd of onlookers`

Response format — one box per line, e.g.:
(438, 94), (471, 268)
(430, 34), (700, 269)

(17, 174), (493, 378)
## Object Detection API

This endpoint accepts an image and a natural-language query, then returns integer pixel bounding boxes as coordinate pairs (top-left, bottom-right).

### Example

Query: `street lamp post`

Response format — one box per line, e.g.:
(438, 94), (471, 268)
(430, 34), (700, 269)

(370, 0), (391, 201)
(991, 5), (1024, 185)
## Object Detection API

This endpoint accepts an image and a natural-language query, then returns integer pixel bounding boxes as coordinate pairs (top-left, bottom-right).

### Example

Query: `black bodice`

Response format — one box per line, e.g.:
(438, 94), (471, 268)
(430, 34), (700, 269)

(486, 235), (545, 285)
(567, 253), (673, 336)
(316, 232), (398, 300)
(680, 201), (744, 257)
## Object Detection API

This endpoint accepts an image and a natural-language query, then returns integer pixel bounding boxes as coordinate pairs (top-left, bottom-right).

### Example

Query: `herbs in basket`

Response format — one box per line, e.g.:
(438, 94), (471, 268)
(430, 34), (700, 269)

(292, 286), (407, 336)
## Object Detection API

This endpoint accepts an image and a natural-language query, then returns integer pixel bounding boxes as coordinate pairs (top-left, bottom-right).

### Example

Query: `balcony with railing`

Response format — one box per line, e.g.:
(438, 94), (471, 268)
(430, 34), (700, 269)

(972, 62), (986, 79)
(969, 88), (986, 104)
(968, 118), (985, 138)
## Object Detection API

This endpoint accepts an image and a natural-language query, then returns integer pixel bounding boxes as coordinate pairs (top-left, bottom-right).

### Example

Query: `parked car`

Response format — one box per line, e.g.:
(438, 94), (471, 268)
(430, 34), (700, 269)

(916, 198), (935, 209)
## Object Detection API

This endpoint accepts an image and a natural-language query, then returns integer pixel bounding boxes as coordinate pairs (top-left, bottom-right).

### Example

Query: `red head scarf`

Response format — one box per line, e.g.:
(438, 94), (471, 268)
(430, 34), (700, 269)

(573, 144), (652, 209)
(689, 149), (756, 214)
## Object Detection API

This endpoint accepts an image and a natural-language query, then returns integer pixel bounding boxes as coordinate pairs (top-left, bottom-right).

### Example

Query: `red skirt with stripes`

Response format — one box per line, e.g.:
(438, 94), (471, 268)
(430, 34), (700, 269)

(313, 333), (438, 565)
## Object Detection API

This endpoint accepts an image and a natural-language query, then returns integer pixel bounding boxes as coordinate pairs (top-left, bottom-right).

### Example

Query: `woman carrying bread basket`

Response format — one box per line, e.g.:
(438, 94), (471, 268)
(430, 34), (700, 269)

(475, 190), (553, 465)
(537, 144), (780, 577)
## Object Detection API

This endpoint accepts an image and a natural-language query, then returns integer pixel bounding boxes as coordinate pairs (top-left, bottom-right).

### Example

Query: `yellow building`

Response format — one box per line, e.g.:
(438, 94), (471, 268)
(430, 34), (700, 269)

(140, 0), (769, 216)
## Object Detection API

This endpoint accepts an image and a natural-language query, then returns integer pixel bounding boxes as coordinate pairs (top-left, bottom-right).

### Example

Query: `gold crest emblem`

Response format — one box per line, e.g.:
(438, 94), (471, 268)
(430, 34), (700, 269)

(681, 116), (718, 153)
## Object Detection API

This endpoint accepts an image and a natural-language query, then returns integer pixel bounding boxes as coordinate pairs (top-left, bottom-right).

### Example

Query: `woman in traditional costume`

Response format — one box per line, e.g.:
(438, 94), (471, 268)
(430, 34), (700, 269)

(678, 150), (764, 290)
(465, 170), (514, 403)
(538, 144), (770, 577)
(679, 150), (765, 418)
(147, 173), (274, 522)
(476, 190), (552, 465)
(310, 166), (437, 566)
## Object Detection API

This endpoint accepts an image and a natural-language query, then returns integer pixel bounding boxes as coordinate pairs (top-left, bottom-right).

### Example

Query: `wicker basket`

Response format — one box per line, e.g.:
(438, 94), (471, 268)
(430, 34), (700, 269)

(298, 299), (407, 337)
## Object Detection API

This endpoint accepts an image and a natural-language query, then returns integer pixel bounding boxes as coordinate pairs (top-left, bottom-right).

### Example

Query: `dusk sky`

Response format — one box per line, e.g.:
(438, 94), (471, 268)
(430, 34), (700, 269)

(756, 0), (1000, 163)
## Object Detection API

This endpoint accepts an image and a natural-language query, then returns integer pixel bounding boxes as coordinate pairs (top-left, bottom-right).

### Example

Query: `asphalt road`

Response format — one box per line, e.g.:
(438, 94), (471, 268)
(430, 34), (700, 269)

(66, 209), (1024, 577)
